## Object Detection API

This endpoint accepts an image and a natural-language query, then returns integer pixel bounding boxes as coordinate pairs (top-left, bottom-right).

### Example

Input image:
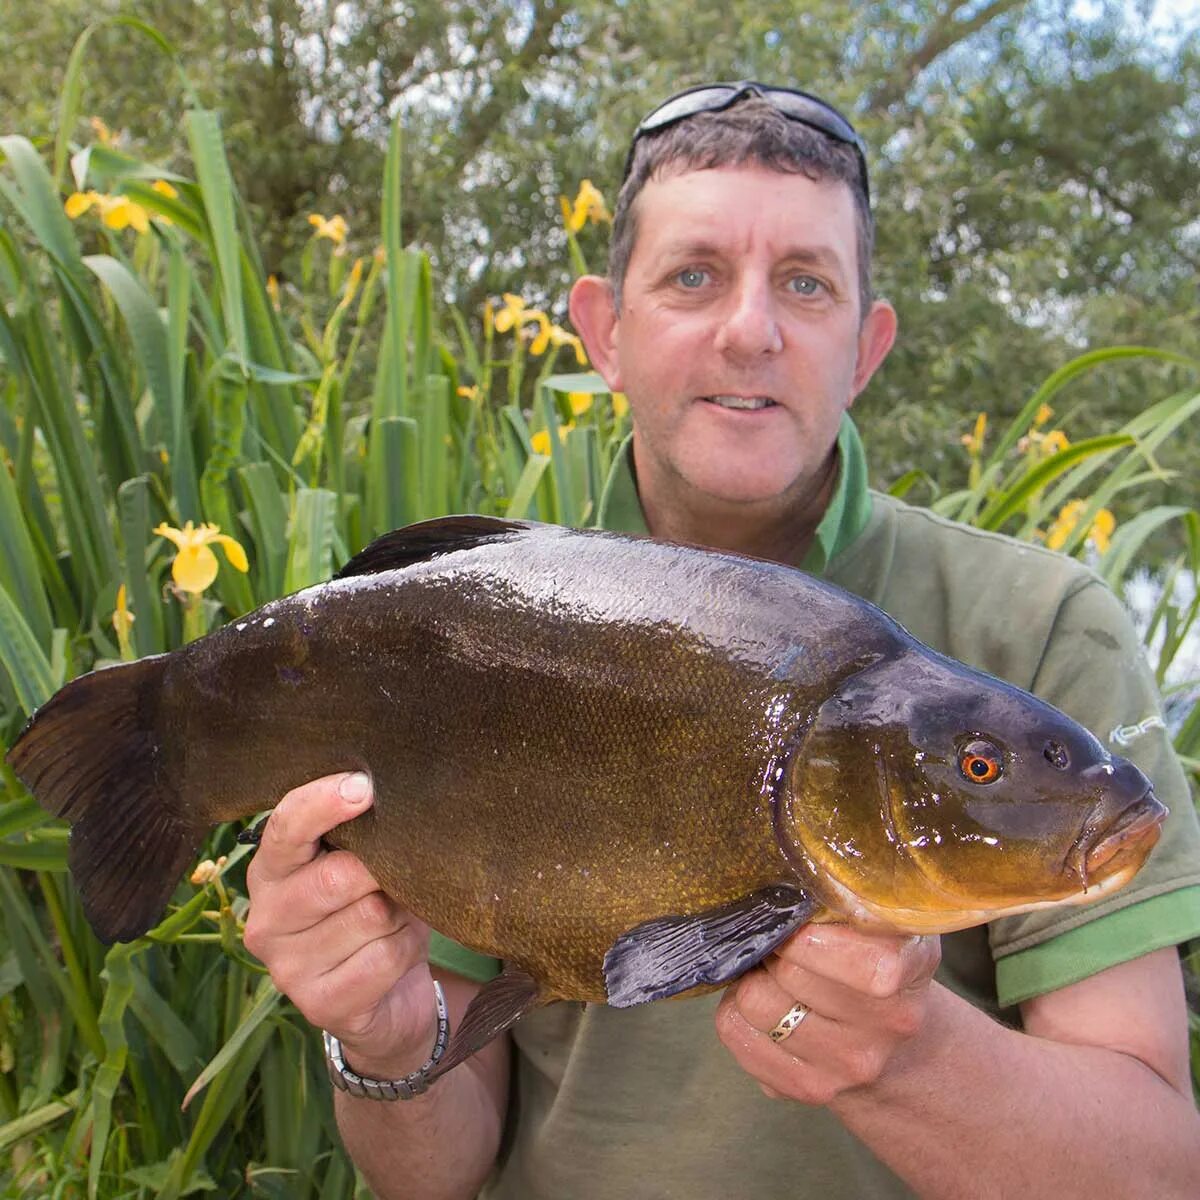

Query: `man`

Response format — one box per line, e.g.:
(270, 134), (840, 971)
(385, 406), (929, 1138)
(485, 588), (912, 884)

(244, 83), (1200, 1197)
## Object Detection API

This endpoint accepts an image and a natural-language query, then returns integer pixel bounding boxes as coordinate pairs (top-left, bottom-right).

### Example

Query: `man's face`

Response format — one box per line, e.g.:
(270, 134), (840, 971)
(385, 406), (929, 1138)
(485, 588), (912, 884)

(591, 164), (893, 516)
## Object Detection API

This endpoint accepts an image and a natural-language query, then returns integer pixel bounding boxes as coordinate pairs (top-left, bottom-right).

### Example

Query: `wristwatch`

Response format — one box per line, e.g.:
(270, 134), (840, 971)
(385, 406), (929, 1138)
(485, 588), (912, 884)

(323, 979), (450, 1101)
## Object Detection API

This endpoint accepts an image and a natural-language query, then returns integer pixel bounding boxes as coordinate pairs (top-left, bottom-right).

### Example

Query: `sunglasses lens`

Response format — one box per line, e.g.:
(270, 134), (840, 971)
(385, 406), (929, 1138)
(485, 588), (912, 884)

(625, 82), (869, 200)
(637, 86), (742, 135)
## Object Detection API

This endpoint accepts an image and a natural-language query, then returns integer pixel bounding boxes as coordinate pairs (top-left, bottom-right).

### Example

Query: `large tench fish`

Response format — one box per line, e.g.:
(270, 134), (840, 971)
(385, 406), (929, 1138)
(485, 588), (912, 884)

(8, 516), (1167, 1082)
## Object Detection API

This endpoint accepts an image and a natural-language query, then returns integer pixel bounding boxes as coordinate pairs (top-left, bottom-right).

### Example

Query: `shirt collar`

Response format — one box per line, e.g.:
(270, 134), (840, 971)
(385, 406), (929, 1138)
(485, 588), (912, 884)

(595, 412), (872, 575)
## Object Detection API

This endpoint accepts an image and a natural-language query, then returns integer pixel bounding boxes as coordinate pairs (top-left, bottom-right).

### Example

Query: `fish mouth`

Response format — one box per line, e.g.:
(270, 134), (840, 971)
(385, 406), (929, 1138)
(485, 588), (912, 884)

(1067, 790), (1167, 889)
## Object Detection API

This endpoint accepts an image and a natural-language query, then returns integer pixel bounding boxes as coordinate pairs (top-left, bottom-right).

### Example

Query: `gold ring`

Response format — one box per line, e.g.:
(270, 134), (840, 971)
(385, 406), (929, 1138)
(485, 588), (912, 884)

(767, 1001), (810, 1043)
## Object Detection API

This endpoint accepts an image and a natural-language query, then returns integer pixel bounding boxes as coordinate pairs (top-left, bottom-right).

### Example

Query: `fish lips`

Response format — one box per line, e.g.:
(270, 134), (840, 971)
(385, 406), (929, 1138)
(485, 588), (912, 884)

(1066, 759), (1167, 889)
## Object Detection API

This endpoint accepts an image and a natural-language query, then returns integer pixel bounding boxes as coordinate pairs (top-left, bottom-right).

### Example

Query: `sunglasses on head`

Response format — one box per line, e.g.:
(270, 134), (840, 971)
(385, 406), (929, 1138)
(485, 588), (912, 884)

(621, 81), (870, 203)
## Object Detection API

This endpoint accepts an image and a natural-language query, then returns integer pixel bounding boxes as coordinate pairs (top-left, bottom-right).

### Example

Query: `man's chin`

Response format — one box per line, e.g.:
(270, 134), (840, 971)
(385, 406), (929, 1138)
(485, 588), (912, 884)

(680, 468), (802, 510)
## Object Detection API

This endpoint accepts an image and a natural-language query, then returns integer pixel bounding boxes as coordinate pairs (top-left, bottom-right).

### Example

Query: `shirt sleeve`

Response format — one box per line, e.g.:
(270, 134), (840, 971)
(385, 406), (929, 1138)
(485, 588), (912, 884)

(986, 575), (1200, 999)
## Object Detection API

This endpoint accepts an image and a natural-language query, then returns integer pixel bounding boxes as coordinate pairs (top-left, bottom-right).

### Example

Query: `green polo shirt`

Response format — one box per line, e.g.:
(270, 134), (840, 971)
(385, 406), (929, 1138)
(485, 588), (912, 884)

(433, 414), (1200, 1007)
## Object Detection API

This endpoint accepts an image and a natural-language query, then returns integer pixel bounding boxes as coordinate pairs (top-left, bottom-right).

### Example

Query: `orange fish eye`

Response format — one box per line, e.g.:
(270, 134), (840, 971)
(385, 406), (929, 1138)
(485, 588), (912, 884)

(959, 739), (1003, 784)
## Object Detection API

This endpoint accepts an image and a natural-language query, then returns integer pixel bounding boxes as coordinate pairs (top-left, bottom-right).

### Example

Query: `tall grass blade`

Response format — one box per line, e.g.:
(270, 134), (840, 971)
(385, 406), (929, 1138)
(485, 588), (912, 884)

(367, 416), (419, 537)
(0, 432), (52, 647)
(0, 585), (56, 714)
(0, 1091), (79, 1155)
(1100, 507), (1194, 589)
(238, 463), (288, 599)
(974, 434), (1135, 531)
(54, 18), (182, 189)
(118, 476), (167, 656)
(185, 111), (246, 365)
(284, 489), (338, 593)
(506, 454), (552, 520)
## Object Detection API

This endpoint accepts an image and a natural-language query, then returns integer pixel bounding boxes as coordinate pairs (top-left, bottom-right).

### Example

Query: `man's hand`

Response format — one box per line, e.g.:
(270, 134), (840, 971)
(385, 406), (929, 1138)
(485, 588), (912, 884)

(715, 924), (941, 1104)
(243, 772), (441, 1078)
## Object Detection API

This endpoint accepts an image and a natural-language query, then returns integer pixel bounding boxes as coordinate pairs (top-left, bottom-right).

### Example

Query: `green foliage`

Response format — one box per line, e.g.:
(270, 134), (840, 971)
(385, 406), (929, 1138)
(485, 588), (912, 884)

(0, 38), (627, 1192)
(1, 12), (1198, 1193)
(9, 0), (1197, 523)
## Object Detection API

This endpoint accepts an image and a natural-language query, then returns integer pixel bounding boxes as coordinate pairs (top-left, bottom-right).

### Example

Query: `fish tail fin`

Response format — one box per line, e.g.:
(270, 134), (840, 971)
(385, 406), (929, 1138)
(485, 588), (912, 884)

(7, 657), (204, 943)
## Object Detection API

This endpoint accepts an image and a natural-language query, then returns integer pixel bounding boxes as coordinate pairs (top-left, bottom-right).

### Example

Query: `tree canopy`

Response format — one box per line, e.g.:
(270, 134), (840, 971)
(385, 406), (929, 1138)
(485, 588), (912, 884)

(7, 0), (1198, 504)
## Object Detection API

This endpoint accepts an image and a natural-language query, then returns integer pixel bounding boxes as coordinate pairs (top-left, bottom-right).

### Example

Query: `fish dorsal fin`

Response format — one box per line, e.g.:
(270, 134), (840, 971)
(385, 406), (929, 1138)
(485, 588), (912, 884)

(335, 515), (536, 580)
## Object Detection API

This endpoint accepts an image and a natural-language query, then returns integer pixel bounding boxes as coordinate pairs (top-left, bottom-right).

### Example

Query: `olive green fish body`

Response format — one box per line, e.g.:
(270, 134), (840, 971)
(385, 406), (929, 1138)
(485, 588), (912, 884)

(8, 517), (1166, 1034)
(157, 525), (897, 999)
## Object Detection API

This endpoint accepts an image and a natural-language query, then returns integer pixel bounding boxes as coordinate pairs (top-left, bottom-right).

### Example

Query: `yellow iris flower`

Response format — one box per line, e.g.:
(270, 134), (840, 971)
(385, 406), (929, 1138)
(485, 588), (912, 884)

(90, 116), (114, 145)
(65, 190), (152, 233)
(308, 213), (348, 244)
(612, 393), (630, 419)
(530, 424), (575, 456)
(494, 294), (542, 334)
(1018, 427), (1070, 458)
(564, 180), (611, 232)
(528, 312), (553, 355)
(112, 584), (136, 660)
(960, 412), (987, 456)
(154, 521), (249, 594)
(1045, 501), (1116, 554)
(548, 325), (587, 365)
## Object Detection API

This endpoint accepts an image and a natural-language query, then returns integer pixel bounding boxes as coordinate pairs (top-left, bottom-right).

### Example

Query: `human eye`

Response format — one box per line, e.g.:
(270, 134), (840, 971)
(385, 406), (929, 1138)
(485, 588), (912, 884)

(787, 274), (825, 296)
(675, 267), (710, 289)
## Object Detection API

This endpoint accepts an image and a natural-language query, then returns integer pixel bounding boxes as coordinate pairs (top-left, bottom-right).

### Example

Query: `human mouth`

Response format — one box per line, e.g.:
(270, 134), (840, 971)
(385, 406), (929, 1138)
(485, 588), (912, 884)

(701, 395), (778, 411)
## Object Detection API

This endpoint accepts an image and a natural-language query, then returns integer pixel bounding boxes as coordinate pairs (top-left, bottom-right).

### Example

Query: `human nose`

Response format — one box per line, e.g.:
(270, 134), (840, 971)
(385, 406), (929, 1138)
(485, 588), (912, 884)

(713, 276), (783, 359)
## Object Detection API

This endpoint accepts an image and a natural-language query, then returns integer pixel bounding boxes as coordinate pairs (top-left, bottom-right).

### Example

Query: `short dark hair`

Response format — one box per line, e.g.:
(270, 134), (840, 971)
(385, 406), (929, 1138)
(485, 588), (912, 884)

(608, 96), (874, 318)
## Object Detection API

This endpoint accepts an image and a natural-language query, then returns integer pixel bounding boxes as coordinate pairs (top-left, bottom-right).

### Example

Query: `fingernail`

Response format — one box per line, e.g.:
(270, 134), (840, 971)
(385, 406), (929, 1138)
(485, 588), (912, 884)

(339, 772), (371, 805)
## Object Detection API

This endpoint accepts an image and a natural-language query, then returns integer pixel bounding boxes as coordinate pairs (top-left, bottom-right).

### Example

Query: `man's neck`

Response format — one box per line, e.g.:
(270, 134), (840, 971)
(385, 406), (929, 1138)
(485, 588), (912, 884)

(635, 452), (840, 570)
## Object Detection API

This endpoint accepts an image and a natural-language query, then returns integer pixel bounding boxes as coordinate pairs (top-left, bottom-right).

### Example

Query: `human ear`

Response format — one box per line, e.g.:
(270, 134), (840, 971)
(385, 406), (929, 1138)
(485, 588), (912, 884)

(849, 299), (898, 403)
(569, 275), (624, 392)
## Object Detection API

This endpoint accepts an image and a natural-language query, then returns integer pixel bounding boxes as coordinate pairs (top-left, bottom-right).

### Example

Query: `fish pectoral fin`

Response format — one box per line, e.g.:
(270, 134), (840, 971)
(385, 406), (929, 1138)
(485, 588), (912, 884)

(423, 966), (545, 1084)
(602, 885), (819, 1008)
(334, 515), (535, 579)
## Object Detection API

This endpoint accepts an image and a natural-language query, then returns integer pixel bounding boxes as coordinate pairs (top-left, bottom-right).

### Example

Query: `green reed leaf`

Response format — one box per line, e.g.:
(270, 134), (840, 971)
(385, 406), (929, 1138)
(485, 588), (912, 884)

(506, 454), (552, 520)
(0, 829), (69, 870)
(185, 111), (246, 365)
(0, 136), (86, 284)
(284, 489), (338, 593)
(118, 476), (167, 656)
(367, 416), (419, 537)
(238, 463), (289, 600)
(54, 18), (183, 189)
(0, 424), (52, 648)
(974, 434), (1135, 531)
(0, 584), (55, 715)
(89, 942), (138, 1199)
(0, 1090), (79, 1155)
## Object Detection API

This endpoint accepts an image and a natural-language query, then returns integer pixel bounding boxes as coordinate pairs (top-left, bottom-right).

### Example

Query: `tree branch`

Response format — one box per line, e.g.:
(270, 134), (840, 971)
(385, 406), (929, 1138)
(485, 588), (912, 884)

(866, 0), (1031, 114)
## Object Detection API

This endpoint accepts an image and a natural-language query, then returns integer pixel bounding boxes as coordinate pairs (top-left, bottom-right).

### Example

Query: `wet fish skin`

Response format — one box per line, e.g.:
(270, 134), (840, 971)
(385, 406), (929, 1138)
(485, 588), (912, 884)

(7, 516), (1165, 1023)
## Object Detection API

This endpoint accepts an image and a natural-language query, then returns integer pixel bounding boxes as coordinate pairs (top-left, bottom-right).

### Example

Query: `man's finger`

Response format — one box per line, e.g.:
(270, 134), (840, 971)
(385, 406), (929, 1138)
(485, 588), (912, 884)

(248, 771), (373, 884)
(773, 925), (940, 998)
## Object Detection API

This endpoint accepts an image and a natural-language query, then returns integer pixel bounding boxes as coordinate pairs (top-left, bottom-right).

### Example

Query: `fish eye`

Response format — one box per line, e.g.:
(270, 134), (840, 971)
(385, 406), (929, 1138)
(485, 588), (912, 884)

(1043, 740), (1070, 770)
(958, 739), (1003, 785)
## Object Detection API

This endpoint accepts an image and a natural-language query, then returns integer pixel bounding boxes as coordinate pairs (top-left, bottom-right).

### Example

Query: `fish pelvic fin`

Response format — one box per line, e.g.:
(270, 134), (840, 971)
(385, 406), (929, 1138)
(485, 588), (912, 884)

(603, 885), (819, 1008)
(424, 967), (545, 1085)
(335, 515), (538, 580)
(7, 657), (203, 944)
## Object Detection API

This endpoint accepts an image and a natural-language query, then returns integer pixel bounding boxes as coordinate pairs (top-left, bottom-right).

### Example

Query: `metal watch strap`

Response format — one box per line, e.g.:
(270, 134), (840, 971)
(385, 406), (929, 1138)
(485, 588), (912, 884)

(323, 979), (450, 1101)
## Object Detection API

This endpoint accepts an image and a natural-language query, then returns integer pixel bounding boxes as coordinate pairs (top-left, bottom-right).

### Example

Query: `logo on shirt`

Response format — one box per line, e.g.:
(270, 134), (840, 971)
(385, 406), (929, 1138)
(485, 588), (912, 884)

(1108, 714), (1166, 748)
